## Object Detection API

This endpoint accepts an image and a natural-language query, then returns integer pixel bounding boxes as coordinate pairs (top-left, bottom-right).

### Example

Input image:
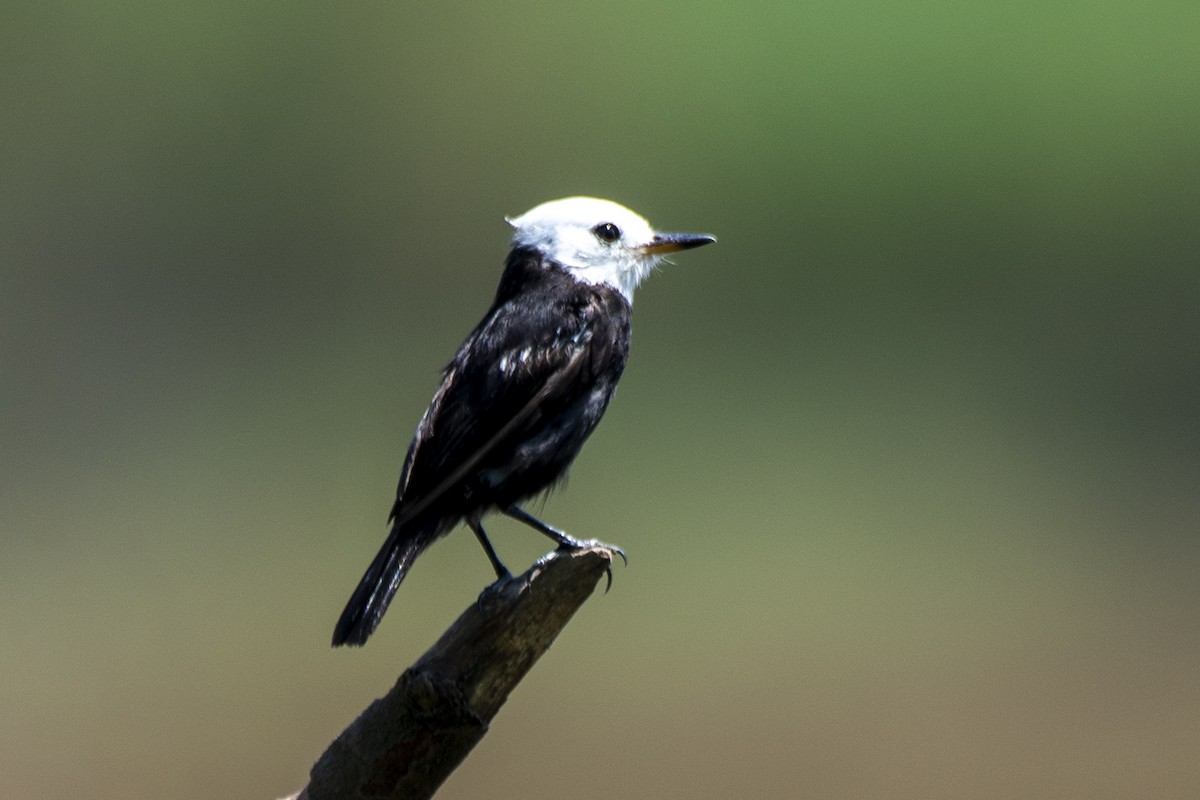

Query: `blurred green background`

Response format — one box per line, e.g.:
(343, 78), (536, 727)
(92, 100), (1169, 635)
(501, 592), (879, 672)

(3, 1), (1198, 798)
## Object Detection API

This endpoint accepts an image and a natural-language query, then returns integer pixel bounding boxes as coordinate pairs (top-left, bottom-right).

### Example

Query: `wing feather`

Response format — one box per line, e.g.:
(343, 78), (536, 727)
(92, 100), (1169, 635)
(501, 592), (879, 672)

(392, 344), (588, 526)
(388, 295), (595, 525)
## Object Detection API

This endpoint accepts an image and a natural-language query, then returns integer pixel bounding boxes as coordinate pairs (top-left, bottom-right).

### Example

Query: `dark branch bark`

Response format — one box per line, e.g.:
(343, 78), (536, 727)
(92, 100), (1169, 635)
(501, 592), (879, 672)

(291, 546), (616, 800)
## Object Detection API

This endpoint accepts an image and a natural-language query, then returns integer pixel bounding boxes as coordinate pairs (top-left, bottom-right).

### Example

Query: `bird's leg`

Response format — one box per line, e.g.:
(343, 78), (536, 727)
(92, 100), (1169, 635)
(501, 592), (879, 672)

(503, 504), (576, 546)
(502, 505), (627, 592)
(468, 518), (511, 580)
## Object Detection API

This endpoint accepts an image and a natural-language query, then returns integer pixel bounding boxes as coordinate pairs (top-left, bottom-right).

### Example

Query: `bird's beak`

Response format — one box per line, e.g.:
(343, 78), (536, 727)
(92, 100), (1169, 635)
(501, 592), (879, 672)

(641, 232), (717, 255)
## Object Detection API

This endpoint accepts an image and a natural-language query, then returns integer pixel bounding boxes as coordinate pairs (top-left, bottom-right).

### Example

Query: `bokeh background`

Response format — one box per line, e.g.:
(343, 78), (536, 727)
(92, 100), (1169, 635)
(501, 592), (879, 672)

(3, 2), (1198, 798)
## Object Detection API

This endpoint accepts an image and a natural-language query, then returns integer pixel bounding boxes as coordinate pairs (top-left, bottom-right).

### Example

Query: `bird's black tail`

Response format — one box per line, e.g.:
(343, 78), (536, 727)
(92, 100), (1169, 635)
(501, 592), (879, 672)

(332, 521), (438, 647)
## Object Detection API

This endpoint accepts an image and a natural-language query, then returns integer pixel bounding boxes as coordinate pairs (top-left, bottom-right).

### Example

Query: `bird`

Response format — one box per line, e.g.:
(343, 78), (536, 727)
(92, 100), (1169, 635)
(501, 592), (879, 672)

(332, 196), (715, 647)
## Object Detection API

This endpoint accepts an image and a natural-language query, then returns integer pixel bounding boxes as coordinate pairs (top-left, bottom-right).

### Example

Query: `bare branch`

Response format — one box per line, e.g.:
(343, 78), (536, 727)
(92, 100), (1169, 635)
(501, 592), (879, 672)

(294, 546), (616, 800)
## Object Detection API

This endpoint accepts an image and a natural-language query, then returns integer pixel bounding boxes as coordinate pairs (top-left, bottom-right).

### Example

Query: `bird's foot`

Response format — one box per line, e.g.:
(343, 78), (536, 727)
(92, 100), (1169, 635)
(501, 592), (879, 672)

(553, 536), (627, 564)
(475, 567), (516, 611)
(501, 506), (626, 591)
(552, 537), (627, 592)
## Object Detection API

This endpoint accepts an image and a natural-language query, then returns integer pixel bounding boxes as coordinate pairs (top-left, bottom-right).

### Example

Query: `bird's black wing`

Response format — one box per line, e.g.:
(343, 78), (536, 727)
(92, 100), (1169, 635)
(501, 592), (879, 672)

(389, 286), (603, 527)
(333, 290), (600, 647)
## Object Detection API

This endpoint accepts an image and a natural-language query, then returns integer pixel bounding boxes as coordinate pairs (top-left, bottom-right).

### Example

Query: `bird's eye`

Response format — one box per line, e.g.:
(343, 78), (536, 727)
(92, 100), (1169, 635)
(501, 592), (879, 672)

(592, 222), (621, 244)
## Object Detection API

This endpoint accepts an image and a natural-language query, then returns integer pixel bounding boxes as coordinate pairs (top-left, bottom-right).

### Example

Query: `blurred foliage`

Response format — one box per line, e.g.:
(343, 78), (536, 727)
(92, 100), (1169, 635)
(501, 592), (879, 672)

(2, 2), (1198, 798)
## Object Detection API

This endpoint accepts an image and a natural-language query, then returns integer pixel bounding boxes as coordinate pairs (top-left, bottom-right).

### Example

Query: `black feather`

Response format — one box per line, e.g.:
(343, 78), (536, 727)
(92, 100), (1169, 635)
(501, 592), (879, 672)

(332, 247), (631, 646)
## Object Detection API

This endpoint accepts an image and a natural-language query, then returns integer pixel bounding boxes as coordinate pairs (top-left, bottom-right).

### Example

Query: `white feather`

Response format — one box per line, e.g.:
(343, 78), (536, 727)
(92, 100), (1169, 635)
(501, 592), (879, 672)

(506, 197), (663, 304)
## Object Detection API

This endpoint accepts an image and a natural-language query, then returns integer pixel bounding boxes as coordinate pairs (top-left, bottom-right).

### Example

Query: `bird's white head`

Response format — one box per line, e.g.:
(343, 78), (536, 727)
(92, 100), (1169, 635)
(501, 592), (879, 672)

(506, 196), (715, 304)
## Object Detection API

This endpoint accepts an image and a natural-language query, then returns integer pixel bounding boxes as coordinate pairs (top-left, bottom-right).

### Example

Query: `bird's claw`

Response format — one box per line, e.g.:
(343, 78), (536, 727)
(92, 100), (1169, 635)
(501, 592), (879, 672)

(474, 569), (514, 612)
(552, 537), (626, 592)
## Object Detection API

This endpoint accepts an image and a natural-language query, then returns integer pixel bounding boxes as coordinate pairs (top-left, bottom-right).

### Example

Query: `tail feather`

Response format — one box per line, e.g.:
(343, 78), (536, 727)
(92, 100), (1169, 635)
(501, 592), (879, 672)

(332, 522), (436, 647)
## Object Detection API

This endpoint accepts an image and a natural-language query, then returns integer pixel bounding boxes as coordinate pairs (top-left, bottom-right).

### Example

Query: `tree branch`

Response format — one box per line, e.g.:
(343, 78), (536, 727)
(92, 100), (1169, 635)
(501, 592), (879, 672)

(290, 546), (616, 800)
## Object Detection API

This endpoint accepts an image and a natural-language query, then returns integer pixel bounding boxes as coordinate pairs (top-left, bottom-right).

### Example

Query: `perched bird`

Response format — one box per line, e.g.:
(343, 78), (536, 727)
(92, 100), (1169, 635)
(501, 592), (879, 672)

(332, 197), (715, 647)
